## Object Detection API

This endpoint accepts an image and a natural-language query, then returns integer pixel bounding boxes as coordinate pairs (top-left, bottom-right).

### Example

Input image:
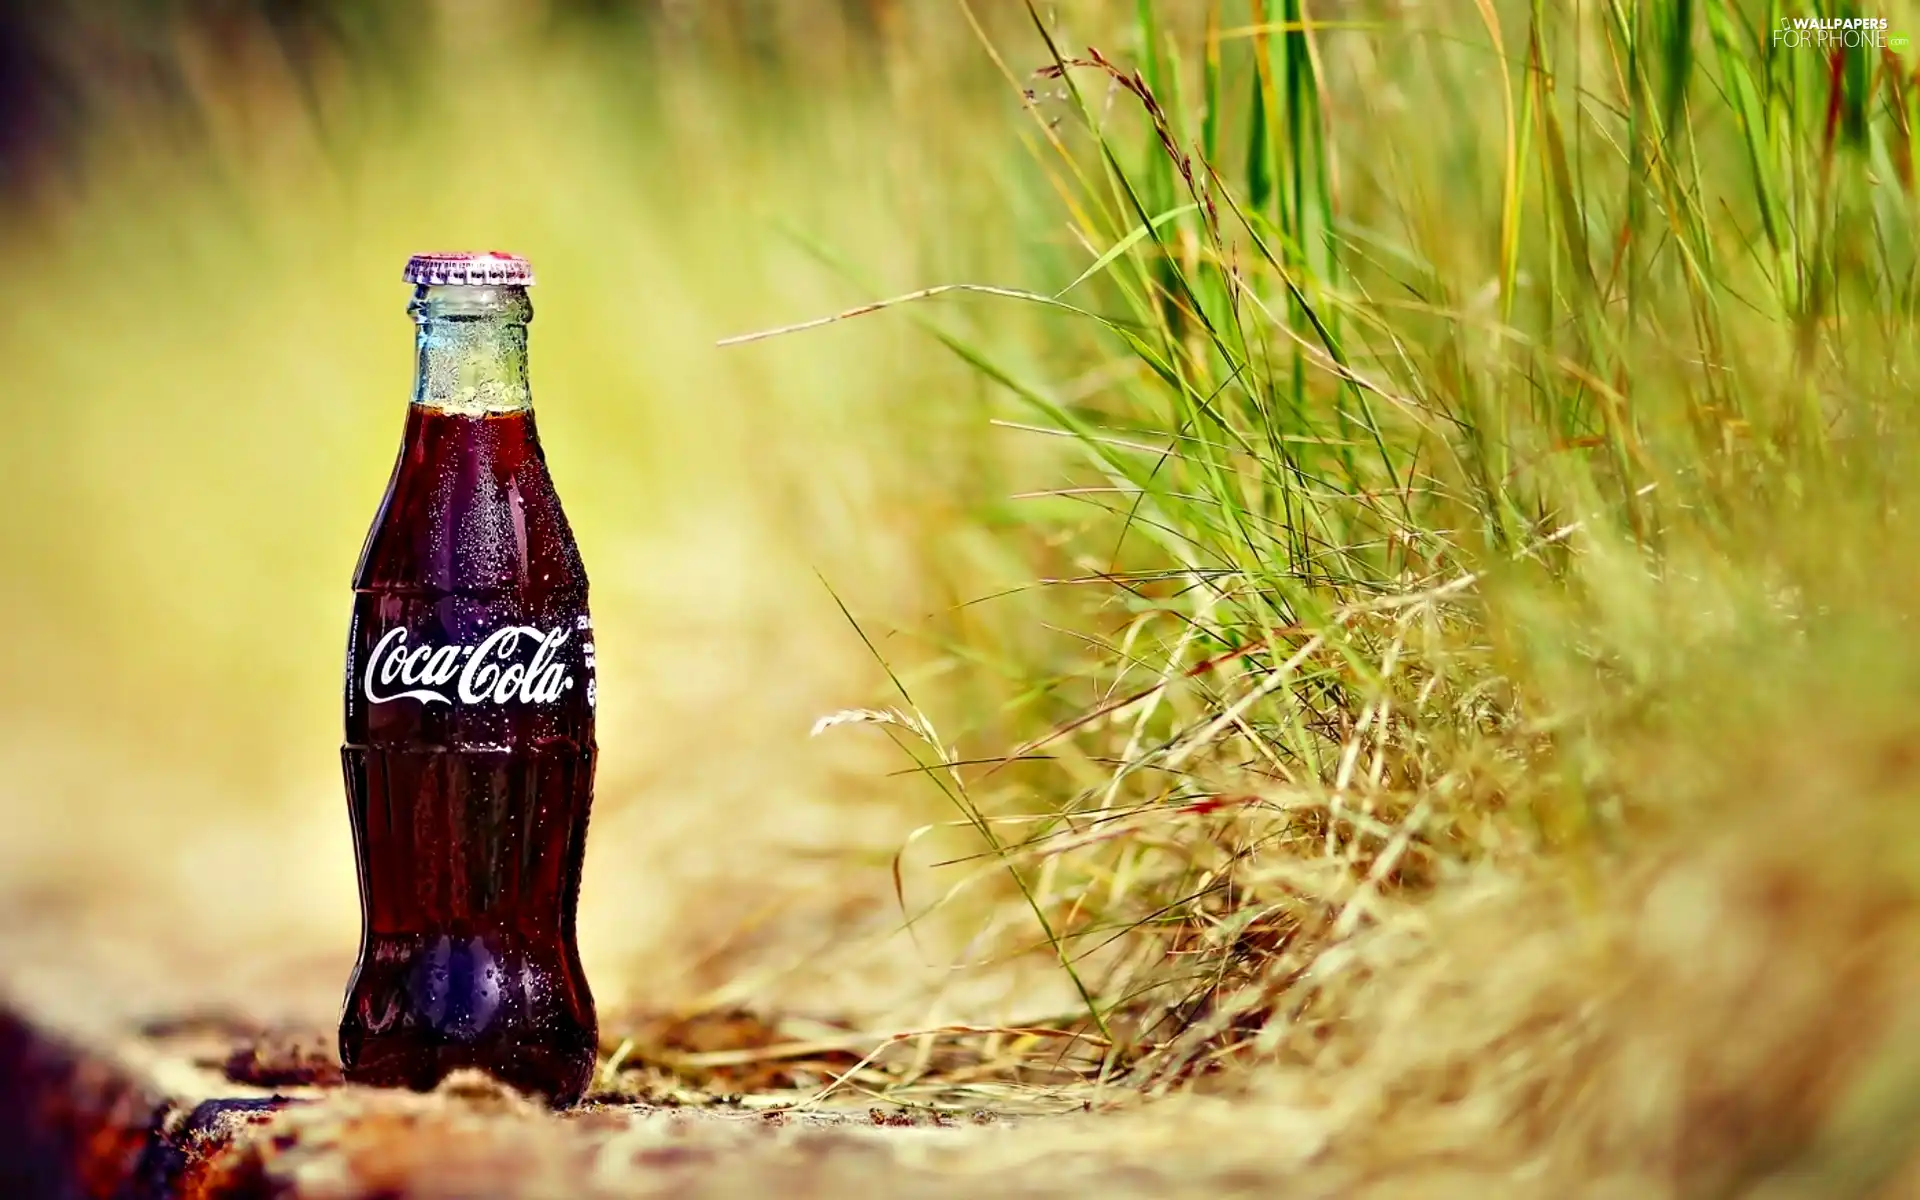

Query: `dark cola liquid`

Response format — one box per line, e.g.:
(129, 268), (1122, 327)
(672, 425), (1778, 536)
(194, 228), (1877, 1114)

(341, 404), (597, 1106)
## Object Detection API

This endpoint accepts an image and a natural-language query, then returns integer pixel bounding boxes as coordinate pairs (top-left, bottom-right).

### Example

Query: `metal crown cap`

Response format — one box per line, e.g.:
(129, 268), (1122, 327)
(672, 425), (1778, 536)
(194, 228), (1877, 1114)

(403, 251), (535, 287)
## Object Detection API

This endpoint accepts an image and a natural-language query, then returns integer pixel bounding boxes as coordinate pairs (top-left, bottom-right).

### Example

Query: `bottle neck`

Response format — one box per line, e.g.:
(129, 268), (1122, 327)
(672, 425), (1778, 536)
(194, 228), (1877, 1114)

(410, 284), (534, 414)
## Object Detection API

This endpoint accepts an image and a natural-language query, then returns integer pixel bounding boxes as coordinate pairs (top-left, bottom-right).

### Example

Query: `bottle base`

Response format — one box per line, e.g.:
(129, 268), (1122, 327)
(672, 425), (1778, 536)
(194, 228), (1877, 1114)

(340, 1039), (596, 1108)
(339, 931), (597, 1108)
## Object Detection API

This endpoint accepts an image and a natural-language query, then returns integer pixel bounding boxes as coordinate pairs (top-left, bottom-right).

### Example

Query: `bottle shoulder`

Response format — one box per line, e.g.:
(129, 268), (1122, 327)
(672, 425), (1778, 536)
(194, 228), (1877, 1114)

(352, 476), (586, 595)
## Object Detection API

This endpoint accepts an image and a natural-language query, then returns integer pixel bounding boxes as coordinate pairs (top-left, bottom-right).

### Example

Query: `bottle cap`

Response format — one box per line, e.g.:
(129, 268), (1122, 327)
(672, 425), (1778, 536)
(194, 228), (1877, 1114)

(403, 252), (535, 287)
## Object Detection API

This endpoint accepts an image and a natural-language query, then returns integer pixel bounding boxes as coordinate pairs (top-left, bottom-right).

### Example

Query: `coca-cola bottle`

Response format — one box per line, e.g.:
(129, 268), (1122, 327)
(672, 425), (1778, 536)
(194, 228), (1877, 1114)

(340, 252), (599, 1106)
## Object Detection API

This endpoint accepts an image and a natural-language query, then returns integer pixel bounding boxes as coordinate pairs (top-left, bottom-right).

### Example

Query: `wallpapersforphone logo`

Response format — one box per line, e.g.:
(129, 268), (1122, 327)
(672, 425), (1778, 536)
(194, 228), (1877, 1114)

(1773, 16), (1910, 50)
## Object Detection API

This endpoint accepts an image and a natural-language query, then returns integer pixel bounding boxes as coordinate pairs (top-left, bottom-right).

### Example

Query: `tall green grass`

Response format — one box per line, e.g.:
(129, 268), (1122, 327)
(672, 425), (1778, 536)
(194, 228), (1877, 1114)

(773, 0), (1920, 1094)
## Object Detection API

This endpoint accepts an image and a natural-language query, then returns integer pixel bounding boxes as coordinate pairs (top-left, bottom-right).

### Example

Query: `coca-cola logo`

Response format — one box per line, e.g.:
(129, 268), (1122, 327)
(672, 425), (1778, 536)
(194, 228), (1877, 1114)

(364, 624), (576, 707)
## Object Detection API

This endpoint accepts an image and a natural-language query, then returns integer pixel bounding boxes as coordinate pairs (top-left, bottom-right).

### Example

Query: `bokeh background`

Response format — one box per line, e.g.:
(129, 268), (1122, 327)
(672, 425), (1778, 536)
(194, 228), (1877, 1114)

(0, 0), (1096, 1031)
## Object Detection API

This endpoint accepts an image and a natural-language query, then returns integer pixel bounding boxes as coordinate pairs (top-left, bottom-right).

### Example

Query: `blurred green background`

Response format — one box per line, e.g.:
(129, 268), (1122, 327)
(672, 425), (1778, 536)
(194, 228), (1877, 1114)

(0, 0), (1091, 1025)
